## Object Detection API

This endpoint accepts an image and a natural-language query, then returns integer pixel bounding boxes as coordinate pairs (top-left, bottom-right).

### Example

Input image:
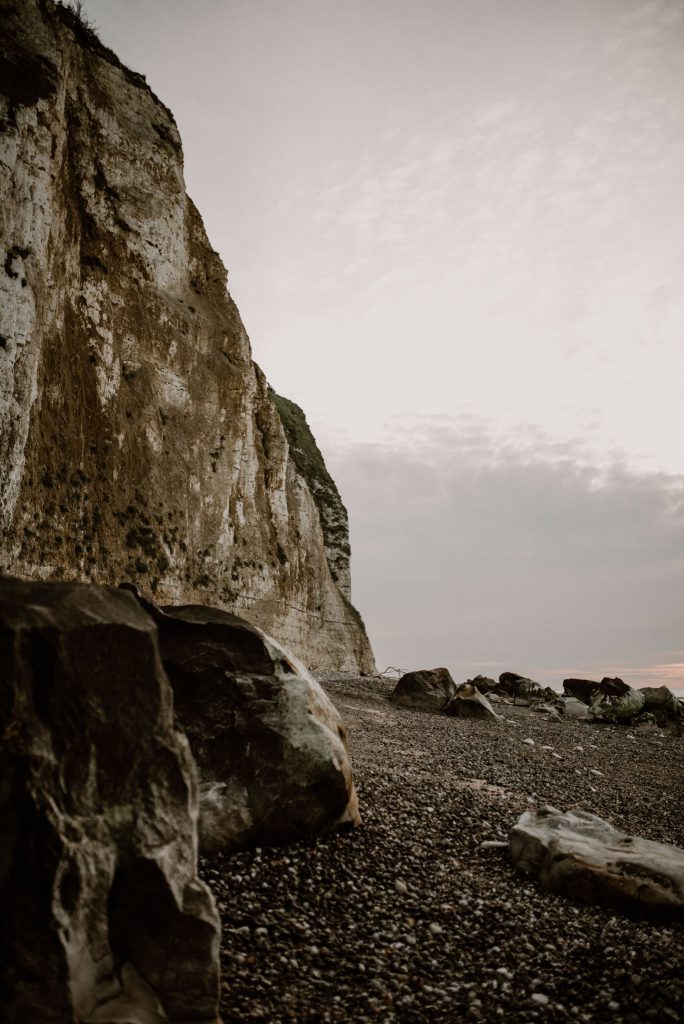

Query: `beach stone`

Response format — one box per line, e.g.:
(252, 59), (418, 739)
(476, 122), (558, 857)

(563, 697), (591, 720)
(391, 667), (456, 713)
(588, 677), (645, 723)
(138, 595), (360, 854)
(444, 684), (499, 721)
(0, 578), (221, 1023)
(498, 672), (544, 705)
(530, 702), (561, 720)
(638, 686), (683, 725)
(563, 678), (601, 704)
(510, 806), (684, 921)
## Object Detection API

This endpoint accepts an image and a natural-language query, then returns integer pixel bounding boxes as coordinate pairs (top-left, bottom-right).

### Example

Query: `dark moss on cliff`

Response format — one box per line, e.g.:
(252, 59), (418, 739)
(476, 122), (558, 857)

(269, 388), (352, 594)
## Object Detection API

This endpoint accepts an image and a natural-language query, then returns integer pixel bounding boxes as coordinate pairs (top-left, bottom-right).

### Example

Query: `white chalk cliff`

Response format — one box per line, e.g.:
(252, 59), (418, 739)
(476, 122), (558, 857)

(0, 0), (375, 674)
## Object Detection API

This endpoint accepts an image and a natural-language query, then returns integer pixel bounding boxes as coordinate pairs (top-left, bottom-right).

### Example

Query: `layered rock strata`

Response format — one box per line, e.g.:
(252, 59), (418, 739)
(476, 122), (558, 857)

(0, 577), (221, 1023)
(0, 0), (375, 674)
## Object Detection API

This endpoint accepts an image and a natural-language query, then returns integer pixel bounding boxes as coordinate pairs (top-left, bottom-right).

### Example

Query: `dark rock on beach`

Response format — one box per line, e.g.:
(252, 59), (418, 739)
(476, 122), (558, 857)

(391, 667), (456, 712)
(0, 578), (221, 1023)
(138, 597), (360, 855)
(563, 677), (601, 704)
(444, 683), (499, 720)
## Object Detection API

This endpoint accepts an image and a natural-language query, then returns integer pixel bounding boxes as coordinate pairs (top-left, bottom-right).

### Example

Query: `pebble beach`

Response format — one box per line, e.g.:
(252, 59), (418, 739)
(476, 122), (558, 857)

(202, 675), (684, 1024)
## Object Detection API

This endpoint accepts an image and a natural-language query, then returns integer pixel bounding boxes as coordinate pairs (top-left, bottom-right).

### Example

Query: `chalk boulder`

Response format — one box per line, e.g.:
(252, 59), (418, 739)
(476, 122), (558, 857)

(0, 578), (221, 1023)
(511, 806), (684, 922)
(140, 597), (360, 854)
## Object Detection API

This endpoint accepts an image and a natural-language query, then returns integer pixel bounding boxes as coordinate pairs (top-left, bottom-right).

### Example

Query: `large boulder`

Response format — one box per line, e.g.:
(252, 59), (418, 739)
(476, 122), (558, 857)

(391, 667), (456, 713)
(511, 806), (684, 922)
(138, 597), (360, 854)
(639, 686), (683, 725)
(444, 684), (499, 721)
(0, 578), (221, 1023)
(588, 677), (645, 723)
(563, 678), (601, 704)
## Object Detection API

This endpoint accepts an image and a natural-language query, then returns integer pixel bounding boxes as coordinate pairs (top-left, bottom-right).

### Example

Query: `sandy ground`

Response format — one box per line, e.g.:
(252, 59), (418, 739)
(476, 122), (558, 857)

(201, 676), (684, 1024)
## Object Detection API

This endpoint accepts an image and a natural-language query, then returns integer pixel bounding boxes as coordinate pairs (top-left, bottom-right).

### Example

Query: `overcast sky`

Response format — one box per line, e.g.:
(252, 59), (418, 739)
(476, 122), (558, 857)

(84, 0), (684, 687)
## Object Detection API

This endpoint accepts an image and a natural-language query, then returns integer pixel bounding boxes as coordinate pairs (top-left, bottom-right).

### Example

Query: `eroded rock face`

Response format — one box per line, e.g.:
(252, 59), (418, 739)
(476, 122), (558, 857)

(0, 577), (221, 1023)
(444, 684), (499, 721)
(139, 596), (360, 854)
(588, 677), (645, 723)
(511, 807), (684, 922)
(0, 0), (374, 675)
(391, 668), (456, 713)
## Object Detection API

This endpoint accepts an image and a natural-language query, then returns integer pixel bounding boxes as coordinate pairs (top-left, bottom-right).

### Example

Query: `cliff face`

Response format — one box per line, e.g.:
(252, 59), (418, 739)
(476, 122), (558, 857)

(269, 389), (352, 600)
(0, 0), (375, 674)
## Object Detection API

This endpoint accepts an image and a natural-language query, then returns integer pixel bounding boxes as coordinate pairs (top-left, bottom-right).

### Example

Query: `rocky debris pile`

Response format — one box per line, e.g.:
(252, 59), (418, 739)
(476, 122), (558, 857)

(137, 594), (360, 854)
(561, 677), (683, 728)
(0, 578), (221, 1023)
(390, 667), (456, 712)
(444, 683), (500, 721)
(207, 674), (684, 1023)
(511, 806), (684, 922)
(394, 668), (683, 735)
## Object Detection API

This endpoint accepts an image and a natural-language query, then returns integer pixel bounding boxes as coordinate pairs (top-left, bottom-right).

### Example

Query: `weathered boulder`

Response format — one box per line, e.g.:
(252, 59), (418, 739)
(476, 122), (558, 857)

(0, 578), (221, 1023)
(498, 672), (544, 704)
(563, 678), (601, 704)
(499, 671), (527, 690)
(391, 667), (457, 713)
(137, 596), (360, 854)
(639, 686), (683, 725)
(588, 677), (645, 723)
(444, 684), (500, 721)
(511, 806), (684, 922)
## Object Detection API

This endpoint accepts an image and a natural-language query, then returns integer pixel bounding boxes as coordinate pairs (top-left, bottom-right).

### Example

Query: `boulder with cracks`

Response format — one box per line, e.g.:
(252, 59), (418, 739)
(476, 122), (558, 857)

(0, 577), (221, 1023)
(510, 806), (684, 922)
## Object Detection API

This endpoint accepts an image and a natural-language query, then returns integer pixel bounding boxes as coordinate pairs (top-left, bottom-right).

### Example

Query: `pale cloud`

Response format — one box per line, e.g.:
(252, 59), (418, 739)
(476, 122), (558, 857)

(329, 421), (684, 688)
